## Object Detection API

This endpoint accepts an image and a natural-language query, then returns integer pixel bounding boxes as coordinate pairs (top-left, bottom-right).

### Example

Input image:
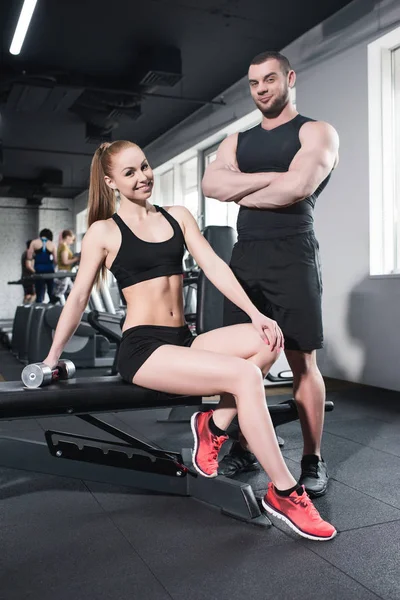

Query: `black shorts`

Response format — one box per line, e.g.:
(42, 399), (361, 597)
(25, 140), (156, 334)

(118, 324), (195, 383)
(23, 283), (35, 296)
(224, 231), (323, 352)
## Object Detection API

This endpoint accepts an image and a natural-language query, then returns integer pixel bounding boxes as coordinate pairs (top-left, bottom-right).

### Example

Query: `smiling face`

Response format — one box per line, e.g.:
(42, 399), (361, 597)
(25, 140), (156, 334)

(64, 235), (74, 246)
(104, 145), (154, 201)
(248, 58), (295, 118)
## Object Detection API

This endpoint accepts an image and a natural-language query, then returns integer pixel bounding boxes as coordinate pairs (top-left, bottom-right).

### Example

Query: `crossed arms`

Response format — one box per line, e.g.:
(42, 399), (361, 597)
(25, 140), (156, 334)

(202, 121), (339, 209)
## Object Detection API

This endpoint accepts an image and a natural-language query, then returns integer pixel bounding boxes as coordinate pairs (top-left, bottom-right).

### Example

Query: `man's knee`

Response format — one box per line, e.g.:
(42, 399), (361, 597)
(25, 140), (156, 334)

(286, 349), (319, 378)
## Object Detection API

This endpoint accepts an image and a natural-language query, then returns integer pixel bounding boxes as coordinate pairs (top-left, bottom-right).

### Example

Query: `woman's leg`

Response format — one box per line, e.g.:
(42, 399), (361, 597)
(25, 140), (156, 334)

(46, 278), (54, 303)
(35, 279), (45, 303)
(132, 339), (336, 540)
(192, 323), (277, 431)
(132, 342), (295, 491)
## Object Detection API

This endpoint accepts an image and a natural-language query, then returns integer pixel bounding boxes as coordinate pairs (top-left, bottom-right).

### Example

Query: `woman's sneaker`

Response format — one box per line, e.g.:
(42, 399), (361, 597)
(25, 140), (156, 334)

(191, 411), (228, 478)
(262, 482), (337, 541)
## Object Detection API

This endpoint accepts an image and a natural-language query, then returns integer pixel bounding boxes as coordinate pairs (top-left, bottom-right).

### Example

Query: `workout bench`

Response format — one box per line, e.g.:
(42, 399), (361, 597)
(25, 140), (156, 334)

(0, 376), (333, 526)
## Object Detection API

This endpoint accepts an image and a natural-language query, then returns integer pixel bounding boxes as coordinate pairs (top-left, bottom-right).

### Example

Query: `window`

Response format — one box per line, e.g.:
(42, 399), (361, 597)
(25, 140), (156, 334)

(368, 27), (400, 275)
(152, 108), (265, 230)
(158, 169), (174, 206)
(75, 208), (87, 252)
(180, 157), (199, 219)
(203, 146), (239, 229)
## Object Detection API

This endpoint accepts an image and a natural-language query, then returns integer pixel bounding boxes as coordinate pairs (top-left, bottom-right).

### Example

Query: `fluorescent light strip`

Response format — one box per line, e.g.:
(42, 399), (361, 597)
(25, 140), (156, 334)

(9, 0), (38, 56)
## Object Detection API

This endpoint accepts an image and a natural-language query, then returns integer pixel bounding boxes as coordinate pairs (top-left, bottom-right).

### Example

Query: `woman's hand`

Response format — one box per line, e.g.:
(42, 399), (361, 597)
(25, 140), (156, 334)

(251, 311), (284, 351)
(42, 355), (60, 370)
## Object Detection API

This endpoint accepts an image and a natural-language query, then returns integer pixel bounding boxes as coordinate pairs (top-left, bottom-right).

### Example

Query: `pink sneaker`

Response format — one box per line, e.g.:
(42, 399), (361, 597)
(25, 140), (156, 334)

(190, 411), (228, 478)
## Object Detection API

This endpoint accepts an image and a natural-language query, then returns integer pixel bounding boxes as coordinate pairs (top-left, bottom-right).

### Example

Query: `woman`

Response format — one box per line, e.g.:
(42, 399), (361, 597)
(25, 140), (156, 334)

(53, 230), (79, 302)
(43, 140), (336, 541)
(27, 229), (57, 302)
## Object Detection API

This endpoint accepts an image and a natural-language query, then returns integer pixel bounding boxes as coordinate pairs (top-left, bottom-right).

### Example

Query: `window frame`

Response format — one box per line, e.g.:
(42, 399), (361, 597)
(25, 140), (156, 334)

(368, 27), (400, 277)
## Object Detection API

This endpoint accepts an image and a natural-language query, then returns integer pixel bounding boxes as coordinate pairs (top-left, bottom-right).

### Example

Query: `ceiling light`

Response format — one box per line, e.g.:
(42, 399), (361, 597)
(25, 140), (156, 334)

(9, 0), (38, 56)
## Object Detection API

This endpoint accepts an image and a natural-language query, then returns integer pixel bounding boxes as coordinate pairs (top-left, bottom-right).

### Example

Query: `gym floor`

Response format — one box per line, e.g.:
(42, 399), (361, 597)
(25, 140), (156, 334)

(1, 346), (399, 600)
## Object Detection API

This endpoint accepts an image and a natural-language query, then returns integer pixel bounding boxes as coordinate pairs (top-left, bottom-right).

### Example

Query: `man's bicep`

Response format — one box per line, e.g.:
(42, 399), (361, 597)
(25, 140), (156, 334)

(211, 134), (239, 169)
(289, 122), (338, 175)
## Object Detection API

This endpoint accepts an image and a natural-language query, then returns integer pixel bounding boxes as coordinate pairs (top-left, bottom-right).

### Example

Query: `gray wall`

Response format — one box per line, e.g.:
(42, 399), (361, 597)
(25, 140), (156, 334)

(144, 0), (400, 391)
(285, 0), (400, 390)
(0, 198), (74, 319)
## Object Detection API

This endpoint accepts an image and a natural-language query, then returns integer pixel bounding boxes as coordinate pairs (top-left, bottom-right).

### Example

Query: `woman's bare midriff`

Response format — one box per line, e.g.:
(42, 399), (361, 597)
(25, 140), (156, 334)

(121, 274), (186, 331)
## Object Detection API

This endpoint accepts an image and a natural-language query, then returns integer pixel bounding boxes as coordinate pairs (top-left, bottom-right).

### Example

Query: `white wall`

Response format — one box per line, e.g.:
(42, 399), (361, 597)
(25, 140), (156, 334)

(144, 0), (400, 391)
(38, 197), (74, 245)
(0, 197), (74, 320)
(74, 190), (88, 219)
(292, 44), (371, 382)
(0, 198), (37, 319)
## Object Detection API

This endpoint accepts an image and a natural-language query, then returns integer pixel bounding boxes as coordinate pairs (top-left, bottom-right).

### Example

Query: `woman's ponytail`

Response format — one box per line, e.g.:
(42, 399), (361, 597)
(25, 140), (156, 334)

(87, 143), (116, 229)
(86, 140), (137, 286)
(87, 143), (116, 286)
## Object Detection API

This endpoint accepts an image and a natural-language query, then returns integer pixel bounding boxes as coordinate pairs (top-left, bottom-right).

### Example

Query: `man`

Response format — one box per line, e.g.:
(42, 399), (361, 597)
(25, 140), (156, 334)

(21, 240), (36, 303)
(202, 50), (339, 497)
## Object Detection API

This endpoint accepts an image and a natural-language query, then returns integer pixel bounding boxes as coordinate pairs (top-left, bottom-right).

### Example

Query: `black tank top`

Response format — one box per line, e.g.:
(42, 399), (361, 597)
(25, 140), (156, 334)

(236, 114), (331, 240)
(34, 237), (55, 273)
(109, 205), (185, 289)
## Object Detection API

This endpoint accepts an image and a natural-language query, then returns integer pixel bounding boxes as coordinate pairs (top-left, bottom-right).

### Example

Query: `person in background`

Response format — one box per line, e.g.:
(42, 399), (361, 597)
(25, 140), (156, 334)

(27, 229), (57, 303)
(53, 229), (80, 303)
(21, 240), (36, 303)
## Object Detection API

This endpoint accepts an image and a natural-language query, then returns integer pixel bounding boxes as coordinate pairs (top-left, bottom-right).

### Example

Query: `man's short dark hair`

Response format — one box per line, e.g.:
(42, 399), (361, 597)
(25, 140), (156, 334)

(39, 228), (53, 241)
(250, 51), (292, 76)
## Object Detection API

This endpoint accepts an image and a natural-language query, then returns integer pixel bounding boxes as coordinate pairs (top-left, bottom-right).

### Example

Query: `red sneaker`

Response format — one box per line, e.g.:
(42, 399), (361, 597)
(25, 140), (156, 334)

(190, 411), (228, 478)
(262, 483), (337, 541)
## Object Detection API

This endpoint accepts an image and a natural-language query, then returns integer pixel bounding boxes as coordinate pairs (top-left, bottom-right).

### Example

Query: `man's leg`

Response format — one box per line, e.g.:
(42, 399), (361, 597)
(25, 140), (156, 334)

(219, 231), (329, 493)
(218, 241), (265, 476)
(284, 349), (328, 497)
(284, 349), (325, 457)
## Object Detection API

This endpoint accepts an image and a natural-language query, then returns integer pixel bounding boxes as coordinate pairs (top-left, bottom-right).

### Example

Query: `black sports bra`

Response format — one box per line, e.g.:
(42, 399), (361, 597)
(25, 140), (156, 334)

(109, 205), (185, 289)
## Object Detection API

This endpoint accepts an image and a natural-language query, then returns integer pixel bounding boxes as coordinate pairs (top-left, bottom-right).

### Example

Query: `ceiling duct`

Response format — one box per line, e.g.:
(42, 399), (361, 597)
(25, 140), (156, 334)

(138, 46), (182, 88)
(5, 83), (82, 113)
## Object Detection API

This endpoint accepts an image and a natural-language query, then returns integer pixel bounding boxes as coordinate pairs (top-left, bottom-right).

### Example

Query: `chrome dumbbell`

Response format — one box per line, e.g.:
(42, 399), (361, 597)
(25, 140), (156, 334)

(21, 359), (76, 388)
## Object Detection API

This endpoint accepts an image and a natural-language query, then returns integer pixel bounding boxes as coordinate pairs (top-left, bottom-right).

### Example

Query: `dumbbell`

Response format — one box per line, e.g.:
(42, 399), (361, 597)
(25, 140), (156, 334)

(21, 359), (76, 388)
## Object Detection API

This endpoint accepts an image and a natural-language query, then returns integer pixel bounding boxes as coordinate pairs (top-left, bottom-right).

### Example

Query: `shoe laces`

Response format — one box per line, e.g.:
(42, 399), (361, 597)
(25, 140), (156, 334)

(292, 491), (321, 521)
(208, 434), (227, 464)
(302, 462), (319, 478)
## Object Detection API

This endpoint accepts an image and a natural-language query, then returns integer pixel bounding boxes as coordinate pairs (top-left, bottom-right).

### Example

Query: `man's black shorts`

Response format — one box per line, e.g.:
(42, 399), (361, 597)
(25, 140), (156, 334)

(223, 231), (323, 352)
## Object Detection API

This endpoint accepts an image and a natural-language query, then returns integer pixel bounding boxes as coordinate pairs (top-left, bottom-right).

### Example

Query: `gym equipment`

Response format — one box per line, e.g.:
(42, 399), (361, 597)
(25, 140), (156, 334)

(196, 225), (236, 334)
(10, 303), (39, 360)
(8, 271), (78, 286)
(87, 310), (124, 375)
(0, 319), (14, 348)
(21, 359), (76, 388)
(0, 376), (334, 527)
(27, 304), (115, 368)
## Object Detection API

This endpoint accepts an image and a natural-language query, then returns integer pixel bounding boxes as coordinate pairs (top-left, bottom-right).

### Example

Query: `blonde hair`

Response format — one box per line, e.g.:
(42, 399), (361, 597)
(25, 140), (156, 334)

(87, 140), (139, 284)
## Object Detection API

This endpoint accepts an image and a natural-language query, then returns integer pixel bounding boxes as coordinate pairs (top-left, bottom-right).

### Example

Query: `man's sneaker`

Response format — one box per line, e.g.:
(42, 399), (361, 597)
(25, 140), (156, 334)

(262, 482), (337, 541)
(190, 411), (228, 478)
(218, 441), (260, 477)
(299, 455), (329, 498)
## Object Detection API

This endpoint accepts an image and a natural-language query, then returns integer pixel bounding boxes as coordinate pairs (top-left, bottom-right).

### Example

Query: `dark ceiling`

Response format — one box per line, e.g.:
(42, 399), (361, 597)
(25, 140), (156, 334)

(0, 0), (355, 201)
